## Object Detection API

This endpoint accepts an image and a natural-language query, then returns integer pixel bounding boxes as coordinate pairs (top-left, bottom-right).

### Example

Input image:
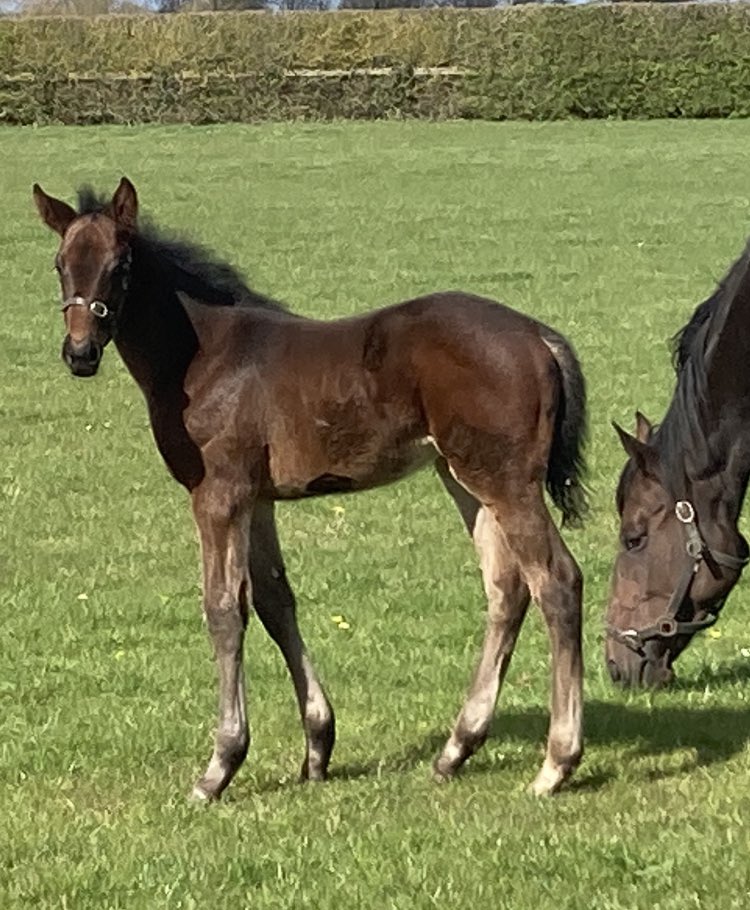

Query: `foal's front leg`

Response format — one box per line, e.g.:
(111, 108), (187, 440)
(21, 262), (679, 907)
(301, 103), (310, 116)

(191, 483), (253, 802)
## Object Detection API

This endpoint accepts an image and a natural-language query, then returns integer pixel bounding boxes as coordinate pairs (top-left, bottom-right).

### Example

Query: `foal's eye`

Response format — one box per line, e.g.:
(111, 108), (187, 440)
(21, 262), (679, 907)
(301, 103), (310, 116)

(624, 531), (647, 552)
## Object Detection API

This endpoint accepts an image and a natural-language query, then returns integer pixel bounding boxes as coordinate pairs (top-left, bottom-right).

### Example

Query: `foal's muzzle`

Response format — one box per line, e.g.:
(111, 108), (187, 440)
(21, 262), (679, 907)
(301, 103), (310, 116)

(62, 335), (102, 377)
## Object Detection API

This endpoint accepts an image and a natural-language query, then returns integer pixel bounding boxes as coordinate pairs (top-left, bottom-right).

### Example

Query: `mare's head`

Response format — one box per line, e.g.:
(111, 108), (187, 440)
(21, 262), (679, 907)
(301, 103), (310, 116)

(33, 177), (138, 377)
(605, 412), (747, 687)
(605, 249), (750, 688)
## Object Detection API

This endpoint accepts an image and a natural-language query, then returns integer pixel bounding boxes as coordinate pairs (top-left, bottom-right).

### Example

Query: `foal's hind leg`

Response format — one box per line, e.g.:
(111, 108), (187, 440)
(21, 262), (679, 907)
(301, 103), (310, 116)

(492, 492), (583, 796)
(433, 462), (531, 781)
(249, 500), (335, 782)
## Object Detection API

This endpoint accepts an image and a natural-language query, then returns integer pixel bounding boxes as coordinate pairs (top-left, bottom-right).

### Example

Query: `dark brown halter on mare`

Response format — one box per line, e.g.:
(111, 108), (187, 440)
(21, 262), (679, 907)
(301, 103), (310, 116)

(33, 177), (588, 799)
(606, 244), (750, 688)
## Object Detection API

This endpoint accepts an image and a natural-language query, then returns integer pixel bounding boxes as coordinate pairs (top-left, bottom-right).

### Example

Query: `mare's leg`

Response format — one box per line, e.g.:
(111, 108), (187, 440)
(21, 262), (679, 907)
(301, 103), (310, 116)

(249, 500), (335, 782)
(191, 482), (253, 802)
(433, 460), (531, 781)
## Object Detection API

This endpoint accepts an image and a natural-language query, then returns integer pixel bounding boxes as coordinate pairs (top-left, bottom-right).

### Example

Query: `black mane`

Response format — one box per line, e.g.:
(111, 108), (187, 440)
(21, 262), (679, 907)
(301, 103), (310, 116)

(76, 186), (284, 312)
(655, 244), (750, 498)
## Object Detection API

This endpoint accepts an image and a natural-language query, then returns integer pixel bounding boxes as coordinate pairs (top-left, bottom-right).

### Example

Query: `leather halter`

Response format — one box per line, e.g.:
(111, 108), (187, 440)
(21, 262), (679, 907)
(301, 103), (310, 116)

(59, 249), (132, 326)
(61, 296), (111, 319)
(607, 499), (749, 655)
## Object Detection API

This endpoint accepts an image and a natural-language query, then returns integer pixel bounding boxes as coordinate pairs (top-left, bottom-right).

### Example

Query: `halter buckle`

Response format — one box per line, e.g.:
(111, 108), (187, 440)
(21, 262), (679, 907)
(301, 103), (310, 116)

(675, 500), (695, 524)
(656, 616), (678, 637)
(686, 538), (703, 559)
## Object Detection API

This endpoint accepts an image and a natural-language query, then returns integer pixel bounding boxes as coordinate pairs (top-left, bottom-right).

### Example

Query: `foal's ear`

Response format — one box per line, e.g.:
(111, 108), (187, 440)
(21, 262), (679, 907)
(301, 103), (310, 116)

(32, 184), (77, 236)
(110, 177), (138, 233)
(612, 421), (659, 477)
(634, 410), (653, 443)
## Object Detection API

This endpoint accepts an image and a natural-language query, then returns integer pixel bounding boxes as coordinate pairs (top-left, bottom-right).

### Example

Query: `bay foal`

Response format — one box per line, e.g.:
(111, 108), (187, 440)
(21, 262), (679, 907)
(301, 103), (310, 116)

(34, 178), (587, 799)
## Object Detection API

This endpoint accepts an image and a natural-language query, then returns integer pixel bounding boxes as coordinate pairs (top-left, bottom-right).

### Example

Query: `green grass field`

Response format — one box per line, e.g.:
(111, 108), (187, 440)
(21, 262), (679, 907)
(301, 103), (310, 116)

(3, 120), (750, 909)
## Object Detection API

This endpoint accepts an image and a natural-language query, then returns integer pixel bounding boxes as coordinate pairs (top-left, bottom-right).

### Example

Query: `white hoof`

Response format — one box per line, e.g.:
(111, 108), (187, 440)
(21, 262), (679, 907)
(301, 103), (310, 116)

(189, 784), (213, 803)
(529, 760), (565, 797)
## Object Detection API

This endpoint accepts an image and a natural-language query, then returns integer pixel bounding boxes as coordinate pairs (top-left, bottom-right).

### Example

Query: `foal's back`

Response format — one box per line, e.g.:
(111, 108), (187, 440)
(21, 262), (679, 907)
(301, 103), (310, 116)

(180, 291), (561, 502)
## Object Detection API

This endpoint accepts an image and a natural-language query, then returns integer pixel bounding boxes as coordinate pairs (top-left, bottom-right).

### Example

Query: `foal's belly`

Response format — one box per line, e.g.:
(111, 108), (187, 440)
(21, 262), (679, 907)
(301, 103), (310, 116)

(266, 432), (436, 499)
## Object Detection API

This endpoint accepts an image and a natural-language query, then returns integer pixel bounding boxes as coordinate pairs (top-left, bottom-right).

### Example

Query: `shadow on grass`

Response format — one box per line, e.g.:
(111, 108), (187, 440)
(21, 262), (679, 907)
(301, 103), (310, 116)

(325, 691), (750, 790)
(496, 698), (750, 767)
(672, 658), (750, 691)
(244, 662), (750, 794)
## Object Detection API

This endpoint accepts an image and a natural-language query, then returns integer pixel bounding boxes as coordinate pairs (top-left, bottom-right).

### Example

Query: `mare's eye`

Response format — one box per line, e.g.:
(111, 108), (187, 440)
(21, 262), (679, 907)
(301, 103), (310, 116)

(624, 531), (647, 552)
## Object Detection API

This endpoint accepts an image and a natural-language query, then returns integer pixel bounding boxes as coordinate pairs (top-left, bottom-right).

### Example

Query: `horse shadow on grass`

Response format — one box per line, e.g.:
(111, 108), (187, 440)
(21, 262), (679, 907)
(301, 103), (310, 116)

(671, 658), (750, 692)
(328, 660), (750, 791)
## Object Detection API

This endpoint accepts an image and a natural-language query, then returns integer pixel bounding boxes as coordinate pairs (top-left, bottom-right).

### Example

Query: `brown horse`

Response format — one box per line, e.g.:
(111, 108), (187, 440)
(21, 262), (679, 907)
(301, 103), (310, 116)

(33, 177), (587, 799)
(606, 245), (750, 688)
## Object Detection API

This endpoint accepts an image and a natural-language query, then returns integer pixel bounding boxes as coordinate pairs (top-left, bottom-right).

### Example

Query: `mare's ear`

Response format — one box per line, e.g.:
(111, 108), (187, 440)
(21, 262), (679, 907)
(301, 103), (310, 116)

(110, 177), (138, 234)
(612, 421), (660, 478)
(634, 410), (653, 443)
(32, 184), (76, 236)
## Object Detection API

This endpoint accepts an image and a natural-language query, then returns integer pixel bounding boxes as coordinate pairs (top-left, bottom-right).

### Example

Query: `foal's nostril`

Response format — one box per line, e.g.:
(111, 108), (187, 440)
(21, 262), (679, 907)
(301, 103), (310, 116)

(62, 336), (101, 377)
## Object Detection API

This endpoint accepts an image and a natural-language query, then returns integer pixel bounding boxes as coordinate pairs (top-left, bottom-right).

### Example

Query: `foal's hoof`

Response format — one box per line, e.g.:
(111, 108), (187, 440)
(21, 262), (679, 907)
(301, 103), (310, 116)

(529, 761), (568, 797)
(189, 782), (220, 804)
(299, 762), (328, 783)
(432, 758), (456, 784)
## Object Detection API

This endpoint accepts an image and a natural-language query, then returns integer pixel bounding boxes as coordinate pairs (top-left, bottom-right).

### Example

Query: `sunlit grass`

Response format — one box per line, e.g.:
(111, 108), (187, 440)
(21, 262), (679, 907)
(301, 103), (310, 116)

(2, 120), (750, 908)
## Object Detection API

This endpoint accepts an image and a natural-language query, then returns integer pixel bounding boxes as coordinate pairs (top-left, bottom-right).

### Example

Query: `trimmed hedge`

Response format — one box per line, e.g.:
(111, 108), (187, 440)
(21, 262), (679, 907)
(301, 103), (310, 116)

(2, 5), (750, 123)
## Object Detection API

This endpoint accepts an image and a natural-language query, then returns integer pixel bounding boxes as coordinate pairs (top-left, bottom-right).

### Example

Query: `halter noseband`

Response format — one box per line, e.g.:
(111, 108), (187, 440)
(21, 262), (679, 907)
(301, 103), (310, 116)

(59, 249), (132, 325)
(607, 499), (749, 655)
(61, 297), (111, 319)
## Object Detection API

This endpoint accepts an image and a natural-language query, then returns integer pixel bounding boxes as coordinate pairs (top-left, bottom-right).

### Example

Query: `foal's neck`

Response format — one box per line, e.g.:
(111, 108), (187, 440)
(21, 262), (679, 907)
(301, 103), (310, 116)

(112, 243), (206, 490)
(113, 244), (199, 400)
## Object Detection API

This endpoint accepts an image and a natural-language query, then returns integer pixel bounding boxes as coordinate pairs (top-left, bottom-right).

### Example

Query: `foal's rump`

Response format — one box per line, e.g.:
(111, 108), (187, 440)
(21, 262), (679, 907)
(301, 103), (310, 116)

(397, 292), (587, 524)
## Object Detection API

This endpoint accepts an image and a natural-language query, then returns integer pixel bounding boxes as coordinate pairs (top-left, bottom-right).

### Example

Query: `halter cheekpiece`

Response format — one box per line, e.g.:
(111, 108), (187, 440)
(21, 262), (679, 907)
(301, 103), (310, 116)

(607, 498), (749, 655)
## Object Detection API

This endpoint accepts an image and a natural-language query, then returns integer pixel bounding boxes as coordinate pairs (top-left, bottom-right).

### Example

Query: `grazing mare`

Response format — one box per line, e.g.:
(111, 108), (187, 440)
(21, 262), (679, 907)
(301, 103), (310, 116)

(606, 244), (750, 687)
(33, 177), (587, 799)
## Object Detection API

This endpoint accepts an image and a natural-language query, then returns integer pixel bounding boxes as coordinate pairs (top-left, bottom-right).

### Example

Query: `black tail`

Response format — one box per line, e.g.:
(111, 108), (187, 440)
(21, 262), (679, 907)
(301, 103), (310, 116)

(540, 329), (589, 527)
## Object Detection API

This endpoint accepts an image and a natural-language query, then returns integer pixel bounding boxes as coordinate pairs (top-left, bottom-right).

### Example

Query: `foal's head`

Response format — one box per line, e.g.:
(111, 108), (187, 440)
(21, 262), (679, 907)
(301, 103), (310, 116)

(33, 178), (138, 377)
